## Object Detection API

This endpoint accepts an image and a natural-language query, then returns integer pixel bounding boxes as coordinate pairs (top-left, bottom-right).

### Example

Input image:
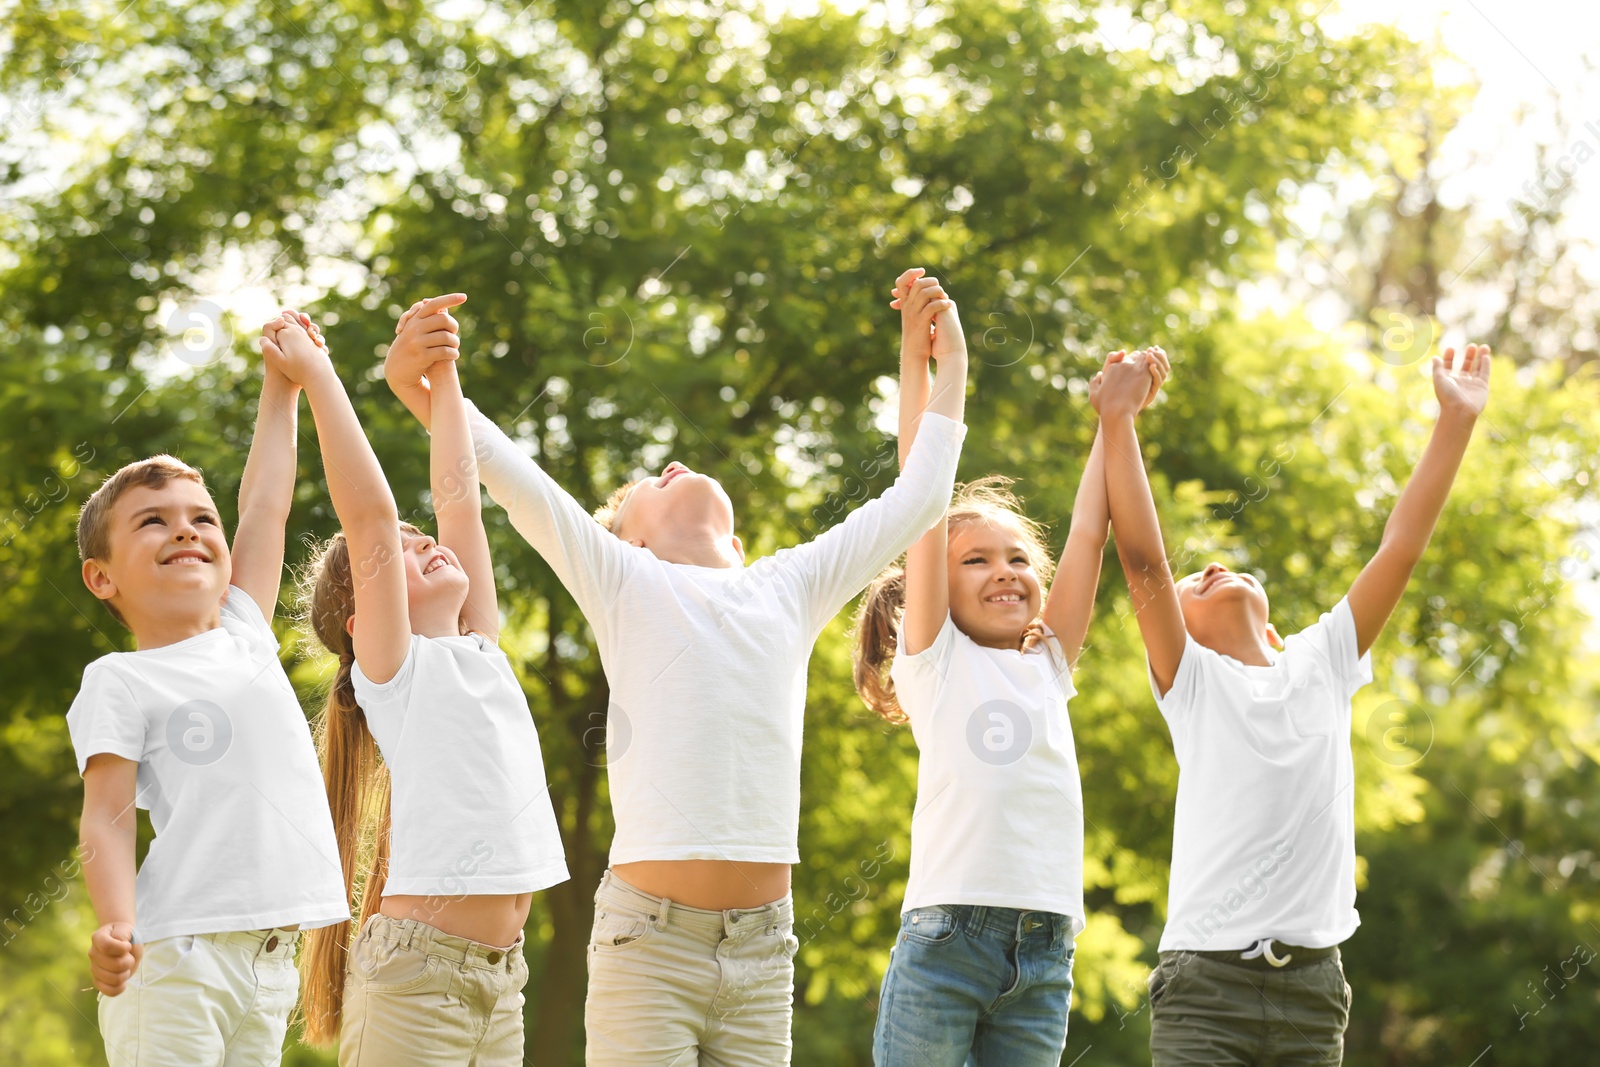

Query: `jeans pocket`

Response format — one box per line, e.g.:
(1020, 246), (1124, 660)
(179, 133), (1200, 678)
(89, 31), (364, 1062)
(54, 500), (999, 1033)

(1148, 955), (1179, 1009)
(138, 934), (199, 988)
(902, 905), (960, 945)
(510, 946), (531, 991)
(351, 934), (438, 993)
(590, 907), (655, 952)
(1325, 959), (1352, 1019)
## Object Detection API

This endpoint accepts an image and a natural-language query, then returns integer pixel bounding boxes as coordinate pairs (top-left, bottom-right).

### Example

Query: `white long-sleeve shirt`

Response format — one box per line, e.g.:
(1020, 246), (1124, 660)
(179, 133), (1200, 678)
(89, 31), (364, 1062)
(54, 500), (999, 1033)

(469, 403), (966, 864)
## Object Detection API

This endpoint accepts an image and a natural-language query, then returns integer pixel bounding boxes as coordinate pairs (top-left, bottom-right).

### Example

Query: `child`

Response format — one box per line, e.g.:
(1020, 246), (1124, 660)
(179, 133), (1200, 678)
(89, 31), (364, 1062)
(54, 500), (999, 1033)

(1095, 344), (1492, 1065)
(854, 270), (1168, 1066)
(267, 303), (568, 1067)
(382, 277), (969, 1065)
(69, 325), (348, 1065)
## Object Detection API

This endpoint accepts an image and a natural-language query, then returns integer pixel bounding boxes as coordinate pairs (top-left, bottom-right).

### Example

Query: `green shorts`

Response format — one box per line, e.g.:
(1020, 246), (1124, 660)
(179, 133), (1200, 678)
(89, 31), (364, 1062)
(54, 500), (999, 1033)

(1148, 947), (1350, 1066)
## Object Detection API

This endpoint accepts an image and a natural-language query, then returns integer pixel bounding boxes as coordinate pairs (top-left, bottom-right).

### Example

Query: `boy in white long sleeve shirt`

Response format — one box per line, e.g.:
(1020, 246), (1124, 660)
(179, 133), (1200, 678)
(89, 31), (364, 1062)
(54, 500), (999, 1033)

(383, 279), (968, 1065)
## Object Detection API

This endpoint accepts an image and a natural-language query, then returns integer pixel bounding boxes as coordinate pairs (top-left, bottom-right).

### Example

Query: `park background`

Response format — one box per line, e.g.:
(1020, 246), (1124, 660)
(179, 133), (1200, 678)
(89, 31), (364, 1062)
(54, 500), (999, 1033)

(2, 0), (1598, 1063)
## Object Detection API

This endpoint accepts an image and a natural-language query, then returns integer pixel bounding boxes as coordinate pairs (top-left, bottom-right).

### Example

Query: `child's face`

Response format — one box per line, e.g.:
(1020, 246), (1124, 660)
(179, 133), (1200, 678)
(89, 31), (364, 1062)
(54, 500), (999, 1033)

(612, 461), (738, 551)
(398, 532), (469, 621)
(946, 520), (1042, 648)
(1175, 562), (1272, 647)
(88, 480), (231, 622)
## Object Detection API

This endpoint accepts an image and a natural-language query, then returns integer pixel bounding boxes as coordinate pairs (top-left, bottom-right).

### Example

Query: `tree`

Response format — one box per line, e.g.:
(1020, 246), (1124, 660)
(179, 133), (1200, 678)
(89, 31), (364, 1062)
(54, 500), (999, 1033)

(2, 2), (1595, 1063)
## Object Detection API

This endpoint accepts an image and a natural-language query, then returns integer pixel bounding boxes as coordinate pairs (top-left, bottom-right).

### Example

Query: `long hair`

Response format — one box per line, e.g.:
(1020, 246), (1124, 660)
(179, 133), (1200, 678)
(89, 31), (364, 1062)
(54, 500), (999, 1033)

(851, 476), (1055, 723)
(296, 526), (417, 1045)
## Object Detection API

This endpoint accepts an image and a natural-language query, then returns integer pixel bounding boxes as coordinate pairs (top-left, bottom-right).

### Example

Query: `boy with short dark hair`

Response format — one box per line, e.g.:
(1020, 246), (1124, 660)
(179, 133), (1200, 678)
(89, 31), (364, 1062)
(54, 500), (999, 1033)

(1096, 344), (1492, 1066)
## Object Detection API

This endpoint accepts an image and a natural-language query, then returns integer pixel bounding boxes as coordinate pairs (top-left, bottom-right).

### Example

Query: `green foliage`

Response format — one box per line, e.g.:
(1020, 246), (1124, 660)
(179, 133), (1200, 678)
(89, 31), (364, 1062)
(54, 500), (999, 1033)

(2, 2), (1597, 1064)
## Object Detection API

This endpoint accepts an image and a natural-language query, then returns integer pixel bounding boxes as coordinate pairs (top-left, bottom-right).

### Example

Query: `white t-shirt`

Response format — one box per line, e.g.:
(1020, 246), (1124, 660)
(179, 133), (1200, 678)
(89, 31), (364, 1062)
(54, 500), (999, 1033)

(469, 403), (966, 865)
(890, 615), (1085, 929)
(1151, 596), (1373, 952)
(352, 632), (570, 896)
(65, 586), (349, 943)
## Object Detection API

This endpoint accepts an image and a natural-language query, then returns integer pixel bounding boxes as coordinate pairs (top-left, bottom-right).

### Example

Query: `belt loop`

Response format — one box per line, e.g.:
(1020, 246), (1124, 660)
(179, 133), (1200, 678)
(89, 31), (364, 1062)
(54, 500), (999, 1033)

(657, 893), (671, 929)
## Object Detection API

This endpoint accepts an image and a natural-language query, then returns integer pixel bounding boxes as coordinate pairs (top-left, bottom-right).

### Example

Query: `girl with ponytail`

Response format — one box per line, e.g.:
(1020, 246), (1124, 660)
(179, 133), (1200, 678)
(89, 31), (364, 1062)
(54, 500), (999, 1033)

(854, 269), (1169, 1066)
(269, 298), (567, 1066)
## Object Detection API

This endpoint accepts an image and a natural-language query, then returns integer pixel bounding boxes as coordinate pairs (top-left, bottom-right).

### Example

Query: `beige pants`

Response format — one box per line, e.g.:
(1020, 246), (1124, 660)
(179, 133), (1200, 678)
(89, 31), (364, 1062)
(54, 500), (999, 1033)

(98, 927), (301, 1067)
(584, 870), (798, 1066)
(338, 914), (528, 1067)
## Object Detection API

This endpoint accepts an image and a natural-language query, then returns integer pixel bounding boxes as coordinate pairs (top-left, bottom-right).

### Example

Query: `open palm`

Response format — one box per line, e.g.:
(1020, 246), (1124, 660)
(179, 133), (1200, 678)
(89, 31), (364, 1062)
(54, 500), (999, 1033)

(1433, 343), (1491, 417)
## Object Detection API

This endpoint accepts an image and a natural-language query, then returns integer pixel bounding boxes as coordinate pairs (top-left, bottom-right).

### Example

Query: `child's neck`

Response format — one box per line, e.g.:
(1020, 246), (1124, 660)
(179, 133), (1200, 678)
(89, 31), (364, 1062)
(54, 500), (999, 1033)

(410, 604), (465, 639)
(128, 605), (223, 650)
(1200, 621), (1276, 667)
(647, 529), (741, 569)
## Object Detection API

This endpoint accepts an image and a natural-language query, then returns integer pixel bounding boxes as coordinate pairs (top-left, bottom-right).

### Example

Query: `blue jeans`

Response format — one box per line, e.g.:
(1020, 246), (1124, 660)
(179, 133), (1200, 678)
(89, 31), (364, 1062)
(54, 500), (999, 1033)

(874, 905), (1076, 1067)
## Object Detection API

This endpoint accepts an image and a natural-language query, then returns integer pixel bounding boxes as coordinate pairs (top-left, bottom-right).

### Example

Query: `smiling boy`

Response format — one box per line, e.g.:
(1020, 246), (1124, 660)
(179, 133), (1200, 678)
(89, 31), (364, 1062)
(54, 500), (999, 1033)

(69, 319), (347, 1066)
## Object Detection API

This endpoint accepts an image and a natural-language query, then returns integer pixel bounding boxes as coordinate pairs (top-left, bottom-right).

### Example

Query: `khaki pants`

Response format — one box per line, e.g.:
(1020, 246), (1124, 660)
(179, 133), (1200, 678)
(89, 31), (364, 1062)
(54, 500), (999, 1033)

(1149, 949), (1351, 1066)
(99, 927), (301, 1067)
(584, 870), (799, 1066)
(338, 914), (528, 1067)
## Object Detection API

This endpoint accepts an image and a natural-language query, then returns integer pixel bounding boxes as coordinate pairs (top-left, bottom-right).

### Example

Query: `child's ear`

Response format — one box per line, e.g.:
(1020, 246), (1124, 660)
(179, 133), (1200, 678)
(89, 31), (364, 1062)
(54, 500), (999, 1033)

(1265, 623), (1284, 651)
(82, 559), (118, 603)
(345, 615), (356, 638)
(731, 534), (745, 562)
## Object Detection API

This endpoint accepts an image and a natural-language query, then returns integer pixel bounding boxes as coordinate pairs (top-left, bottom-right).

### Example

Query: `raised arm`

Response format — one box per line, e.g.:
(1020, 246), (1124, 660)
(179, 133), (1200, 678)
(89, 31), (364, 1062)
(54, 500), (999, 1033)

(81, 753), (141, 995)
(1044, 349), (1168, 668)
(891, 268), (964, 655)
(1347, 344), (1490, 656)
(384, 293), (467, 431)
(1096, 350), (1188, 695)
(791, 293), (967, 632)
(465, 401), (634, 630)
(262, 314), (411, 684)
(429, 357), (500, 640)
(229, 344), (303, 620)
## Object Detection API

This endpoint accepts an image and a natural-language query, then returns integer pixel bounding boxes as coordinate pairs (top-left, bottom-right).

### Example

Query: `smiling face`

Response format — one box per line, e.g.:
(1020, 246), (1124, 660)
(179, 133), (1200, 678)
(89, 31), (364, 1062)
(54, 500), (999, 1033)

(609, 460), (743, 563)
(946, 518), (1044, 649)
(1175, 561), (1275, 650)
(398, 530), (469, 624)
(84, 479), (232, 626)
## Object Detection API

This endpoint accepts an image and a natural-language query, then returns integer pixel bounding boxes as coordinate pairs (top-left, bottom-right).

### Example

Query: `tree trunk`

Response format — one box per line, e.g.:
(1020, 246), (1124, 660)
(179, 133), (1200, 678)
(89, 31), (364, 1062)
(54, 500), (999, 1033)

(526, 678), (608, 1065)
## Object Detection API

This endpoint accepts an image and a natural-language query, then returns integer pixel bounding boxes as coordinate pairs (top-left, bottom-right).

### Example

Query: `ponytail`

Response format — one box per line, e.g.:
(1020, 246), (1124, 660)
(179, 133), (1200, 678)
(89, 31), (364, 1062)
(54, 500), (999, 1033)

(849, 476), (1056, 726)
(851, 565), (909, 724)
(298, 534), (394, 1047)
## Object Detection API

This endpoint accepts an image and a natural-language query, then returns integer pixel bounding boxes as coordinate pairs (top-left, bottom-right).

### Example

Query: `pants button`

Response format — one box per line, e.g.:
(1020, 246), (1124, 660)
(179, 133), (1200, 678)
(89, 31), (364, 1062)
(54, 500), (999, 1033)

(487, 951), (503, 965)
(265, 936), (279, 952)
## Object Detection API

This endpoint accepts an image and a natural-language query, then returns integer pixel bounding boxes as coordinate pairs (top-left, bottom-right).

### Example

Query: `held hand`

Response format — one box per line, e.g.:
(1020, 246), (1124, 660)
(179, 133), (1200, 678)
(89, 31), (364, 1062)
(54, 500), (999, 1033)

(89, 922), (142, 996)
(931, 294), (966, 365)
(1433, 343), (1491, 419)
(259, 310), (332, 386)
(1088, 350), (1124, 412)
(1092, 349), (1156, 419)
(386, 293), (467, 391)
(1137, 345), (1169, 410)
(1090, 347), (1168, 413)
(890, 270), (952, 366)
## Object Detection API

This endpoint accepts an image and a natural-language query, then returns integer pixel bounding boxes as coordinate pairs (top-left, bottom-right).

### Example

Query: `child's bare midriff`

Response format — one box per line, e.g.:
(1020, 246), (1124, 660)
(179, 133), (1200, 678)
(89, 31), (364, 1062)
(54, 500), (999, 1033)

(379, 892), (532, 949)
(613, 859), (791, 911)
